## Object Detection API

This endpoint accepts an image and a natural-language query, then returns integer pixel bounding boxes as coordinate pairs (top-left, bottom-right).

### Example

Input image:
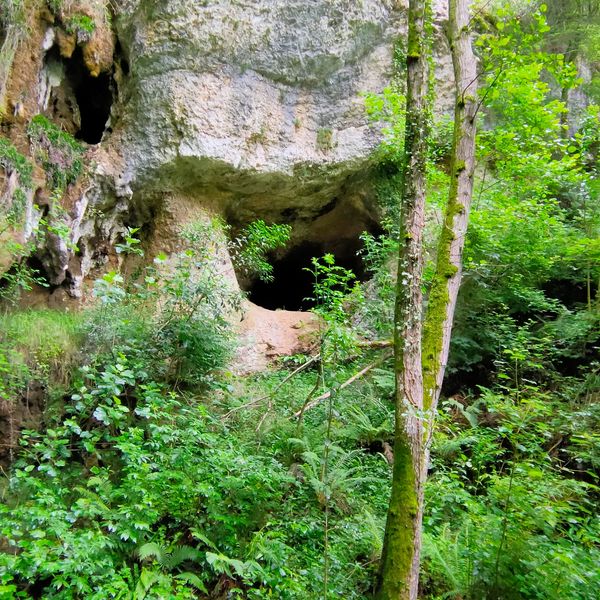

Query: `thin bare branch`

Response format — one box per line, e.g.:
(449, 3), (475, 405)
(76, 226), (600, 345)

(292, 351), (393, 418)
(222, 353), (320, 419)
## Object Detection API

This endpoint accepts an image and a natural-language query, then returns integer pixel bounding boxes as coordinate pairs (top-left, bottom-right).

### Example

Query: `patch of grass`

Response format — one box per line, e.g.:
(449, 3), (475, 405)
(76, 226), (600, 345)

(0, 309), (83, 394)
(316, 127), (334, 152)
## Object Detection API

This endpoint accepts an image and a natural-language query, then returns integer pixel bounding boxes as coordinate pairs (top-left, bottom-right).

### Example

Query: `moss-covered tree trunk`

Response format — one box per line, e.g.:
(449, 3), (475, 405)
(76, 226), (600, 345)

(375, 1), (432, 598)
(377, 1), (477, 598)
(422, 0), (478, 415)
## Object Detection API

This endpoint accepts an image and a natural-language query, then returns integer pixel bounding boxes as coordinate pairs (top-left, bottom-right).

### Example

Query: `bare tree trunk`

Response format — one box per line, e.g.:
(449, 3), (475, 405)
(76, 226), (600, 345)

(377, 1), (477, 598)
(422, 0), (478, 415)
(375, 1), (432, 598)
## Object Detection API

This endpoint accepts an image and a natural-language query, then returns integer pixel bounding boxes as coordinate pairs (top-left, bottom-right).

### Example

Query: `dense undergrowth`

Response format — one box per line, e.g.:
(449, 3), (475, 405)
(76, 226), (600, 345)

(1, 2), (599, 599)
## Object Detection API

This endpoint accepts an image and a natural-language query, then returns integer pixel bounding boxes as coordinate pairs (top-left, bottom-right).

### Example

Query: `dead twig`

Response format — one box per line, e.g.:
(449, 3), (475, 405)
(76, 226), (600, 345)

(222, 353), (320, 419)
(292, 351), (393, 418)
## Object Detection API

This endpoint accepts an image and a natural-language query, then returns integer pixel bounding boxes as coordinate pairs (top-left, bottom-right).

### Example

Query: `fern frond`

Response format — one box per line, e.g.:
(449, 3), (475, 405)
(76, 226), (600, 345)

(174, 572), (208, 592)
(137, 542), (164, 563)
(164, 545), (202, 570)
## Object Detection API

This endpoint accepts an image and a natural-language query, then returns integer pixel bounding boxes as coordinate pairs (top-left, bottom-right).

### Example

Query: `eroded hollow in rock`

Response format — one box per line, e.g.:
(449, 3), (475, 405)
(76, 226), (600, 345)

(225, 176), (381, 311)
(68, 49), (112, 143)
(44, 45), (113, 144)
(246, 237), (370, 311)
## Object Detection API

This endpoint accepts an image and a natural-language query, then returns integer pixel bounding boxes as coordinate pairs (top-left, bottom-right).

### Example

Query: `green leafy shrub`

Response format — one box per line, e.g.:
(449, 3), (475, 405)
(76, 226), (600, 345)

(229, 219), (291, 283)
(0, 240), (49, 307)
(0, 354), (298, 598)
(87, 220), (240, 387)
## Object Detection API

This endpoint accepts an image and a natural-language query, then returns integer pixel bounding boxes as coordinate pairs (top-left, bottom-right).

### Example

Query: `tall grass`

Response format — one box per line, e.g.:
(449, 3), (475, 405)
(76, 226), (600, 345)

(0, 308), (83, 395)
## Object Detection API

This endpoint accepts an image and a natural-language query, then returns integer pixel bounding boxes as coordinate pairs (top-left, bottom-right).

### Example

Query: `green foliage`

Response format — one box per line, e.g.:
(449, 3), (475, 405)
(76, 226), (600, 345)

(1, 3), (598, 599)
(445, 3), (600, 379)
(364, 86), (406, 165)
(305, 253), (361, 364)
(229, 219), (291, 283)
(423, 348), (600, 599)
(545, 0), (600, 63)
(307, 254), (357, 324)
(0, 138), (33, 190)
(27, 115), (85, 190)
(47, 0), (63, 14)
(88, 220), (240, 387)
(360, 4), (599, 598)
(316, 127), (334, 152)
(64, 13), (96, 43)
(0, 138), (33, 227)
(0, 309), (82, 401)
(0, 354), (293, 597)
(0, 240), (49, 307)
(115, 226), (144, 257)
(289, 438), (381, 513)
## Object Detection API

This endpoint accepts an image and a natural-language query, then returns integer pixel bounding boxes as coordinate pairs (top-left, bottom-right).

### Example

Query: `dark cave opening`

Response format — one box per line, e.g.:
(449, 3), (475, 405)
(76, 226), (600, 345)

(44, 45), (114, 144)
(244, 236), (370, 312)
(66, 47), (113, 144)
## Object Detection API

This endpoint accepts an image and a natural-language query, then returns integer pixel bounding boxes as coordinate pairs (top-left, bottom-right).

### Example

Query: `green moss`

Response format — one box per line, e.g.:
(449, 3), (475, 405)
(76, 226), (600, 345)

(27, 115), (85, 189)
(422, 187), (460, 409)
(376, 431), (420, 599)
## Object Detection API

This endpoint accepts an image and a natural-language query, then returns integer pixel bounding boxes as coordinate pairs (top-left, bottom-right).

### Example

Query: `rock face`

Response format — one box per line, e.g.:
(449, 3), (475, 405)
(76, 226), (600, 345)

(114, 0), (409, 220)
(2, 0), (453, 322)
(101, 0), (454, 309)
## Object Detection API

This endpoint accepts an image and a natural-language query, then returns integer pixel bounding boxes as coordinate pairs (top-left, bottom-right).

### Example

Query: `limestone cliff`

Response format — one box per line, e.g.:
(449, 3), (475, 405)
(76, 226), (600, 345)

(1, 0), (458, 312)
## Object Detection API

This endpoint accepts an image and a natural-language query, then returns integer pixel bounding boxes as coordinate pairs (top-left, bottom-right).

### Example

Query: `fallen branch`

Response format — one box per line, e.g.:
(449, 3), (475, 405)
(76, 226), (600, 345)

(357, 339), (393, 349)
(222, 353), (320, 419)
(292, 350), (393, 418)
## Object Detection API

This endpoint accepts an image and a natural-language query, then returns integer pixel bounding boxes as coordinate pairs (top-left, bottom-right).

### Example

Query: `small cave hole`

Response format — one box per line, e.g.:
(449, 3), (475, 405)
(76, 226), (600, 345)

(115, 40), (130, 76)
(66, 47), (113, 144)
(44, 45), (114, 144)
(243, 236), (372, 312)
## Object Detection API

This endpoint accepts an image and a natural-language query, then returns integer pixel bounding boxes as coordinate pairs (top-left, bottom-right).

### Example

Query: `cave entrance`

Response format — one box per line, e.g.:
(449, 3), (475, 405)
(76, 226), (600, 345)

(244, 236), (370, 312)
(66, 47), (113, 144)
(44, 45), (113, 144)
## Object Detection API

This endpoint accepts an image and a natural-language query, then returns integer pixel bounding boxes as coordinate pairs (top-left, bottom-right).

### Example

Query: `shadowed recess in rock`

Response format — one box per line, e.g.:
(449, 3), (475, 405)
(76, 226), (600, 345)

(44, 45), (113, 144)
(66, 47), (113, 144)
(245, 237), (369, 312)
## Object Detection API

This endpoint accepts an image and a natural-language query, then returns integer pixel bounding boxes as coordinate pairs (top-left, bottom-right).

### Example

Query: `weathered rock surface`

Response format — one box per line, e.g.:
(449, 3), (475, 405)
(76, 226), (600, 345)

(114, 0), (409, 212)
(106, 0), (456, 232)
(2, 0), (453, 368)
